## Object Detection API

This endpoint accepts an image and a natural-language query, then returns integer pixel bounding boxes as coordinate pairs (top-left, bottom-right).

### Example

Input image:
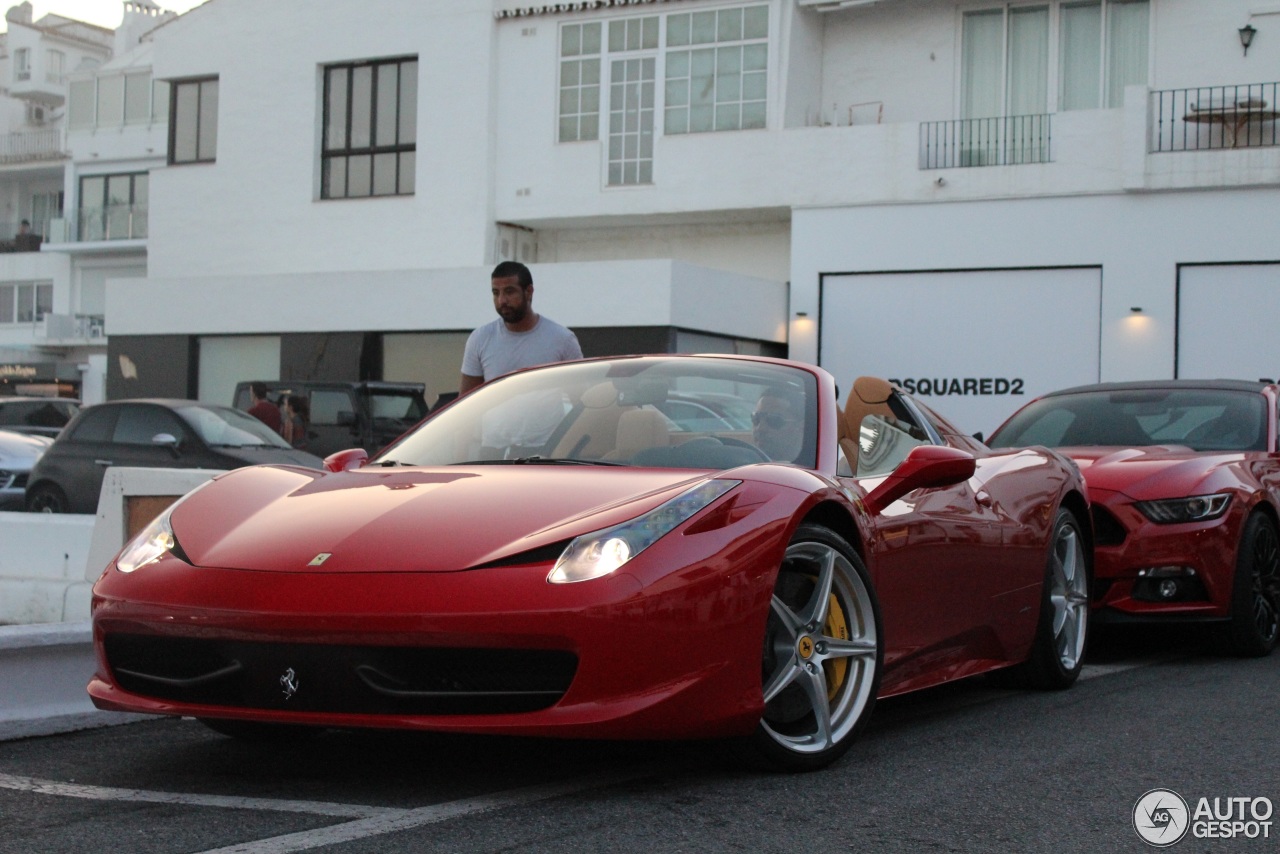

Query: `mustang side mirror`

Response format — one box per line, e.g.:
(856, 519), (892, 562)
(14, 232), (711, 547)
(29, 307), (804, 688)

(324, 448), (369, 472)
(863, 445), (976, 515)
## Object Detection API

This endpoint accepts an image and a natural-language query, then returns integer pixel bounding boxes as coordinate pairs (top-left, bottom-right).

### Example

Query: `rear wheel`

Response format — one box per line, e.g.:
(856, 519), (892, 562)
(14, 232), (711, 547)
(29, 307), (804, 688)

(1009, 508), (1090, 689)
(25, 484), (67, 513)
(1225, 513), (1280, 657)
(745, 523), (882, 772)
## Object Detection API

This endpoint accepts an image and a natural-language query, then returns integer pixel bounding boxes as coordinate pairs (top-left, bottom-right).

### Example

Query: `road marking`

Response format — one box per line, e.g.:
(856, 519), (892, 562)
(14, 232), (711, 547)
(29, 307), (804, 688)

(1078, 658), (1176, 682)
(191, 772), (646, 854)
(0, 772), (400, 818)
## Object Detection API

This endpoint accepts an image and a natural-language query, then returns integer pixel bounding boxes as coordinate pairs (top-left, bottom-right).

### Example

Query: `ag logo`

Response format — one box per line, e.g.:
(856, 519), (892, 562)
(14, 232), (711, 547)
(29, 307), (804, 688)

(1133, 788), (1190, 847)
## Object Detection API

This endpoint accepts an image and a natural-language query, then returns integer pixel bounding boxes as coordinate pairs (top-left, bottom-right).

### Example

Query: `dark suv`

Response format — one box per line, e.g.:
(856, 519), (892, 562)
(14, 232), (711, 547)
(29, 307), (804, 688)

(233, 381), (429, 459)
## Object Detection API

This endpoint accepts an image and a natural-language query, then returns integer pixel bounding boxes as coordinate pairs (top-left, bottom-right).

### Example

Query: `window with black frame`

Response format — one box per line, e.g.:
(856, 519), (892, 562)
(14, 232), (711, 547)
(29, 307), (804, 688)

(322, 56), (417, 199)
(168, 77), (218, 164)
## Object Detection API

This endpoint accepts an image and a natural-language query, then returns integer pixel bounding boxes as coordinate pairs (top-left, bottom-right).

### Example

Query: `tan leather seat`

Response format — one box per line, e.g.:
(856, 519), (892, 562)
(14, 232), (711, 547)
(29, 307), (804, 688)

(606, 408), (670, 460)
(841, 376), (896, 474)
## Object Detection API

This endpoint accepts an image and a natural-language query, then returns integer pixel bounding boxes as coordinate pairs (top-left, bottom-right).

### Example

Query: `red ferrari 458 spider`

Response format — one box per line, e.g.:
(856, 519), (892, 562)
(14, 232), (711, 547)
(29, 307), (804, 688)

(989, 379), (1280, 657)
(89, 356), (1090, 770)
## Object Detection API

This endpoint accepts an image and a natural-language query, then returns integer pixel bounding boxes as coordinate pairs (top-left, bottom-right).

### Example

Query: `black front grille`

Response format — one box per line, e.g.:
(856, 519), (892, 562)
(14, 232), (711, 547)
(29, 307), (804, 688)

(104, 634), (577, 716)
(1091, 505), (1128, 547)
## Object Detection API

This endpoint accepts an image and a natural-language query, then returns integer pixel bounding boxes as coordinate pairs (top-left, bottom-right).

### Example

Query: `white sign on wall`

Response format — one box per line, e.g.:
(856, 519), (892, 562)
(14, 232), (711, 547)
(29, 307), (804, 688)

(820, 268), (1102, 435)
(1177, 264), (1280, 382)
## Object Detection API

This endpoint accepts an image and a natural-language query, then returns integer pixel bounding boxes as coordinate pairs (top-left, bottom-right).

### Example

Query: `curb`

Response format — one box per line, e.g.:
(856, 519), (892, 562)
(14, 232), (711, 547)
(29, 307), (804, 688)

(0, 621), (147, 741)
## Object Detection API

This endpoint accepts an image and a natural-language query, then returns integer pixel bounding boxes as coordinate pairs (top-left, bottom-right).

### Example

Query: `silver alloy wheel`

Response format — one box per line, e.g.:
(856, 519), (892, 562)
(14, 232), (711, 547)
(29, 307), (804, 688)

(760, 539), (878, 757)
(1049, 522), (1089, 672)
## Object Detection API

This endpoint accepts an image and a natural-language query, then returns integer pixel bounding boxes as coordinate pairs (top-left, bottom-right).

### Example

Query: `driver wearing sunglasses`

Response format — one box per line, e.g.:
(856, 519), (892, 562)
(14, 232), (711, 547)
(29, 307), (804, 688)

(752, 387), (805, 462)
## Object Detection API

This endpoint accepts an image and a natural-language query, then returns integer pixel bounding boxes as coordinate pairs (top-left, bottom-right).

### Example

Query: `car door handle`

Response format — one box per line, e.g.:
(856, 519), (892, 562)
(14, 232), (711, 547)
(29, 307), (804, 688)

(95, 459), (114, 466)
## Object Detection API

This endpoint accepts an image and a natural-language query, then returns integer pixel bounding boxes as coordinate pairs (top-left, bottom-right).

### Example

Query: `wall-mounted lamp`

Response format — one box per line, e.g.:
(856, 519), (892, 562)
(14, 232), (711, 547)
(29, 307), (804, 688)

(1240, 23), (1257, 56)
(1130, 306), (1143, 313)
(795, 311), (809, 318)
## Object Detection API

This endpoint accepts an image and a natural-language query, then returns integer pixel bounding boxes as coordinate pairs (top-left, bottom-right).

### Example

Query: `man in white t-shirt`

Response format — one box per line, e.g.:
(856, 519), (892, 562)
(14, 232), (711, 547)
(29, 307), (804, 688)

(459, 261), (583, 395)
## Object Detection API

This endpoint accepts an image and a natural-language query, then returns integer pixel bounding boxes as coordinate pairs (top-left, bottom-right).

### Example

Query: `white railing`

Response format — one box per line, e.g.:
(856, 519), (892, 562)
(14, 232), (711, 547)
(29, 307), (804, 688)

(0, 128), (67, 164)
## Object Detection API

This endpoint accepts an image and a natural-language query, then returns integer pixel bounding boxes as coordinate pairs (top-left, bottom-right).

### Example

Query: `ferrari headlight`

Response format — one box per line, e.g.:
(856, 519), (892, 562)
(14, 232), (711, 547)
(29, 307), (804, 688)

(116, 510), (178, 573)
(549, 480), (738, 584)
(1134, 494), (1232, 524)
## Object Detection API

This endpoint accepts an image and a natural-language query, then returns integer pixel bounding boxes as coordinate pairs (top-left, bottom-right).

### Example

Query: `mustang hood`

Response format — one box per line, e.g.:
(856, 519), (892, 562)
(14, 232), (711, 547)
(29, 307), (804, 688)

(167, 464), (718, 573)
(1061, 446), (1238, 500)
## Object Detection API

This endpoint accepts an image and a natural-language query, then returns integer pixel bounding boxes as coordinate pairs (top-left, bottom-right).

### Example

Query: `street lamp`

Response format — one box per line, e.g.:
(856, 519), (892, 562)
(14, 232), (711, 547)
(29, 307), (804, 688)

(1239, 24), (1256, 56)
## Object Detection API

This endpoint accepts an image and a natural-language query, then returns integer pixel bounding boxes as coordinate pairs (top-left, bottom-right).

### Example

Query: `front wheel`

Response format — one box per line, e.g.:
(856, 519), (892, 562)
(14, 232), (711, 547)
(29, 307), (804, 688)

(744, 523), (882, 772)
(1225, 513), (1280, 657)
(25, 484), (67, 513)
(1009, 507), (1090, 689)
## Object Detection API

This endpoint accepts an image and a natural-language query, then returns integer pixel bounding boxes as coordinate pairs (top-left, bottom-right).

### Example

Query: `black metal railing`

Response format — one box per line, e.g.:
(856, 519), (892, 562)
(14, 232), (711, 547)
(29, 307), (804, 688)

(919, 114), (1052, 169)
(1151, 82), (1279, 152)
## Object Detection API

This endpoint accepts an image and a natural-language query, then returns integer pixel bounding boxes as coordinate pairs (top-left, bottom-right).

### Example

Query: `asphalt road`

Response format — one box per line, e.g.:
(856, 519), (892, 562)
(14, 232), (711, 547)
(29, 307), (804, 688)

(0, 627), (1275, 854)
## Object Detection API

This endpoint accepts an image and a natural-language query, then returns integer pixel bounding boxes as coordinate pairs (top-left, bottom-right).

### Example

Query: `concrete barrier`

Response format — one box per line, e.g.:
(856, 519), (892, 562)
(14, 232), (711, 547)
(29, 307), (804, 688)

(0, 468), (223, 739)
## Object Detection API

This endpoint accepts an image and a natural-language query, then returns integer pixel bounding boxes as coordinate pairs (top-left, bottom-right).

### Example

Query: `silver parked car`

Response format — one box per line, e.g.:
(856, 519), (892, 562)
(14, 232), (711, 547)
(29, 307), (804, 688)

(0, 429), (53, 510)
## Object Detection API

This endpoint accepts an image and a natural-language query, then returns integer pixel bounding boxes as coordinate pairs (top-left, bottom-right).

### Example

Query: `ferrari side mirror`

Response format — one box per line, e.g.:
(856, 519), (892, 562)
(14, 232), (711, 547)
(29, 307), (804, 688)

(863, 445), (976, 515)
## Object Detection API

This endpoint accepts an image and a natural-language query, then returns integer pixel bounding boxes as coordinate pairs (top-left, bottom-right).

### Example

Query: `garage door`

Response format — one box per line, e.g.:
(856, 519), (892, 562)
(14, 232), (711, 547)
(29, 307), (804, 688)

(820, 268), (1101, 435)
(1177, 264), (1280, 381)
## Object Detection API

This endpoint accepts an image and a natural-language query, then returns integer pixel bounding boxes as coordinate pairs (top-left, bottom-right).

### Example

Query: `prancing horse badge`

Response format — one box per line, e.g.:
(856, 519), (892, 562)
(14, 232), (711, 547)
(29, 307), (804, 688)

(308, 553), (332, 566)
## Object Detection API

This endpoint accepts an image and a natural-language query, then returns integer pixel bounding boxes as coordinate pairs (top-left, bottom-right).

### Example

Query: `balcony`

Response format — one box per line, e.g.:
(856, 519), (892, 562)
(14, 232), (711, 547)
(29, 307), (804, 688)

(1151, 82), (1279, 152)
(0, 220), (46, 253)
(39, 313), (104, 344)
(76, 204), (148, 242)
(919, 114), (1052, 169)
(0, 129), (67, 165)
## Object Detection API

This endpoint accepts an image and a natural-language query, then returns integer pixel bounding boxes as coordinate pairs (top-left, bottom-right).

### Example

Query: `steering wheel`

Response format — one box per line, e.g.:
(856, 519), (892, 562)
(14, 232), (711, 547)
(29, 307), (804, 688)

(714, 435), (771, 461)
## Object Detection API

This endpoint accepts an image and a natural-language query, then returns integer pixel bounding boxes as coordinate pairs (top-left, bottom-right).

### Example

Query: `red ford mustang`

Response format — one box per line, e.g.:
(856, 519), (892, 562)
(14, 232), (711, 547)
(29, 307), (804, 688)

(89, 356), (1090, 770)
(989, 379), (1280, 657)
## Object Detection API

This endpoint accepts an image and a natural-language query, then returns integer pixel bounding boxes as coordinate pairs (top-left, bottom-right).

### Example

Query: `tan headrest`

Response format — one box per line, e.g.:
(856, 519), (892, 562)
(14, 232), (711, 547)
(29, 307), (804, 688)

(851, 376), (894, 405)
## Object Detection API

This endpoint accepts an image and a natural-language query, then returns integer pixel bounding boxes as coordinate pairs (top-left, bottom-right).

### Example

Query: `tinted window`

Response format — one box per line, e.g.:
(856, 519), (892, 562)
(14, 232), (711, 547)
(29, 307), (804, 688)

(67, 406), (119, 442)
(310, 390), (354, 426)
(369, 391), (427, 422)
(113, 406), (187, 445)
(990, 388), (1267, 452)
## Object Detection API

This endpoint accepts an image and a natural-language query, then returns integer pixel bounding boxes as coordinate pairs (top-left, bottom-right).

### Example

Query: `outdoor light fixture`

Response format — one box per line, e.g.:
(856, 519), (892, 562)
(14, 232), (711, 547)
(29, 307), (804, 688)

(1130, 306), (1143, 313)
(1240, 23), (1256, 56)
(795, 311), (809, 317)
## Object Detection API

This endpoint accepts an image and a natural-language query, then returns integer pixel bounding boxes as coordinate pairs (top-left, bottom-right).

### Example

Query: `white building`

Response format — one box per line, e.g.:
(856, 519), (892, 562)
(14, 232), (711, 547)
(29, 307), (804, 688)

(88, 0), (1280, 433)
(0, 0), (173, 403)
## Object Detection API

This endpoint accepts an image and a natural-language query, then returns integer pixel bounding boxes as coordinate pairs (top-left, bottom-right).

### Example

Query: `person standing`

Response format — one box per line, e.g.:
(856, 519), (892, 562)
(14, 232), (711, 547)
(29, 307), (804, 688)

(246, 381), (282, 432)
(281, 394), (310, 450)
(459, 261), (582, 395)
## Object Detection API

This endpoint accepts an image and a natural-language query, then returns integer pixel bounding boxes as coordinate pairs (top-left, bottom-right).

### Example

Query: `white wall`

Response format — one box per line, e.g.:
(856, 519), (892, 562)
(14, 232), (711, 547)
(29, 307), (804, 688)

(147, 0), (499, 278)
(789, 186), (1280, 382)
(108, 259), (788, 344)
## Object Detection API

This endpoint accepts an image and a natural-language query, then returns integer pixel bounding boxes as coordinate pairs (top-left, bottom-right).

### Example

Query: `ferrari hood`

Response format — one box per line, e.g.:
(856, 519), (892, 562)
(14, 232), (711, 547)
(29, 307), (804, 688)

(167, 464), (718, 572)
(1060, 446), (1237, 500)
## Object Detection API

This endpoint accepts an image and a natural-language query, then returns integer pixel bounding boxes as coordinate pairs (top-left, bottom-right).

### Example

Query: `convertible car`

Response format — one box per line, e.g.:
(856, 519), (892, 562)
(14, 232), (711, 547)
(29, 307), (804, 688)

(988, 379), (1280, 657)
(89, 356), (1090, 770)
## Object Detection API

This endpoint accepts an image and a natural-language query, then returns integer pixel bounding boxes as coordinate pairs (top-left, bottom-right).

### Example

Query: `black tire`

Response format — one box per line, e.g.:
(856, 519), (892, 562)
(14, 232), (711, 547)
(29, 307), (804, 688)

(1008, 508), (1090, 690)
(741, 523), (882, 772)
(25, 483), (68, 513)
(1225, 513), (1280, 657)
(198, 717), (318, 742)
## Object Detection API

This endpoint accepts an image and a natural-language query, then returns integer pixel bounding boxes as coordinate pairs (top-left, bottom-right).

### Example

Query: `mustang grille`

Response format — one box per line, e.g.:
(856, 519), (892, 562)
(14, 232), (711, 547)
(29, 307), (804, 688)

(104, 634), (577, 716)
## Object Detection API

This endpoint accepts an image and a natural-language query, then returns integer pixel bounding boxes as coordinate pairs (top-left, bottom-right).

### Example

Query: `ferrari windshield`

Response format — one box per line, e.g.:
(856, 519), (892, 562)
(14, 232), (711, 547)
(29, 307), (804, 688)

(377, 356), (819, 469)
(989, 387), (1267, 452)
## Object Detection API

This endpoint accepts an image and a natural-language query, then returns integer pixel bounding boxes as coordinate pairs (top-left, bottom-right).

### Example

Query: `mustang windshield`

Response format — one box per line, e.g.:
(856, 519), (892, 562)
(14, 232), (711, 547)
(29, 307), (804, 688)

(378, 357), (819, 469)
(990, 388), (1267, 452)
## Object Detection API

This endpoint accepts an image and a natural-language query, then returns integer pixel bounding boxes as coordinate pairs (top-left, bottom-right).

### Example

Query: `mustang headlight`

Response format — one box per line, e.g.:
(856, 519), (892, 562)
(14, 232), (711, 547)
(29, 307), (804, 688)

(1134, 493), (1232, 524)
(549, 480), (739, 584)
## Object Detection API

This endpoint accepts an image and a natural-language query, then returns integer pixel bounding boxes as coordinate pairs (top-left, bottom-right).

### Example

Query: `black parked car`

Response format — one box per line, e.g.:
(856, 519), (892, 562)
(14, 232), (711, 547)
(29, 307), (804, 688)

(25, 399), (323, 513)
(0, 396), (80, 438)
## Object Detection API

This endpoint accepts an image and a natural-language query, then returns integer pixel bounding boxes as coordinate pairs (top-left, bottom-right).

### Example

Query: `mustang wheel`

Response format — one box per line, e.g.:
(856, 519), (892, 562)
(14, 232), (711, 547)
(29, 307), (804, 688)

(25, 484), (67, 513)
(1226, 513), (1280, 657)
(748, 523), (881, 772)
(1011, 507), (1090, 689)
